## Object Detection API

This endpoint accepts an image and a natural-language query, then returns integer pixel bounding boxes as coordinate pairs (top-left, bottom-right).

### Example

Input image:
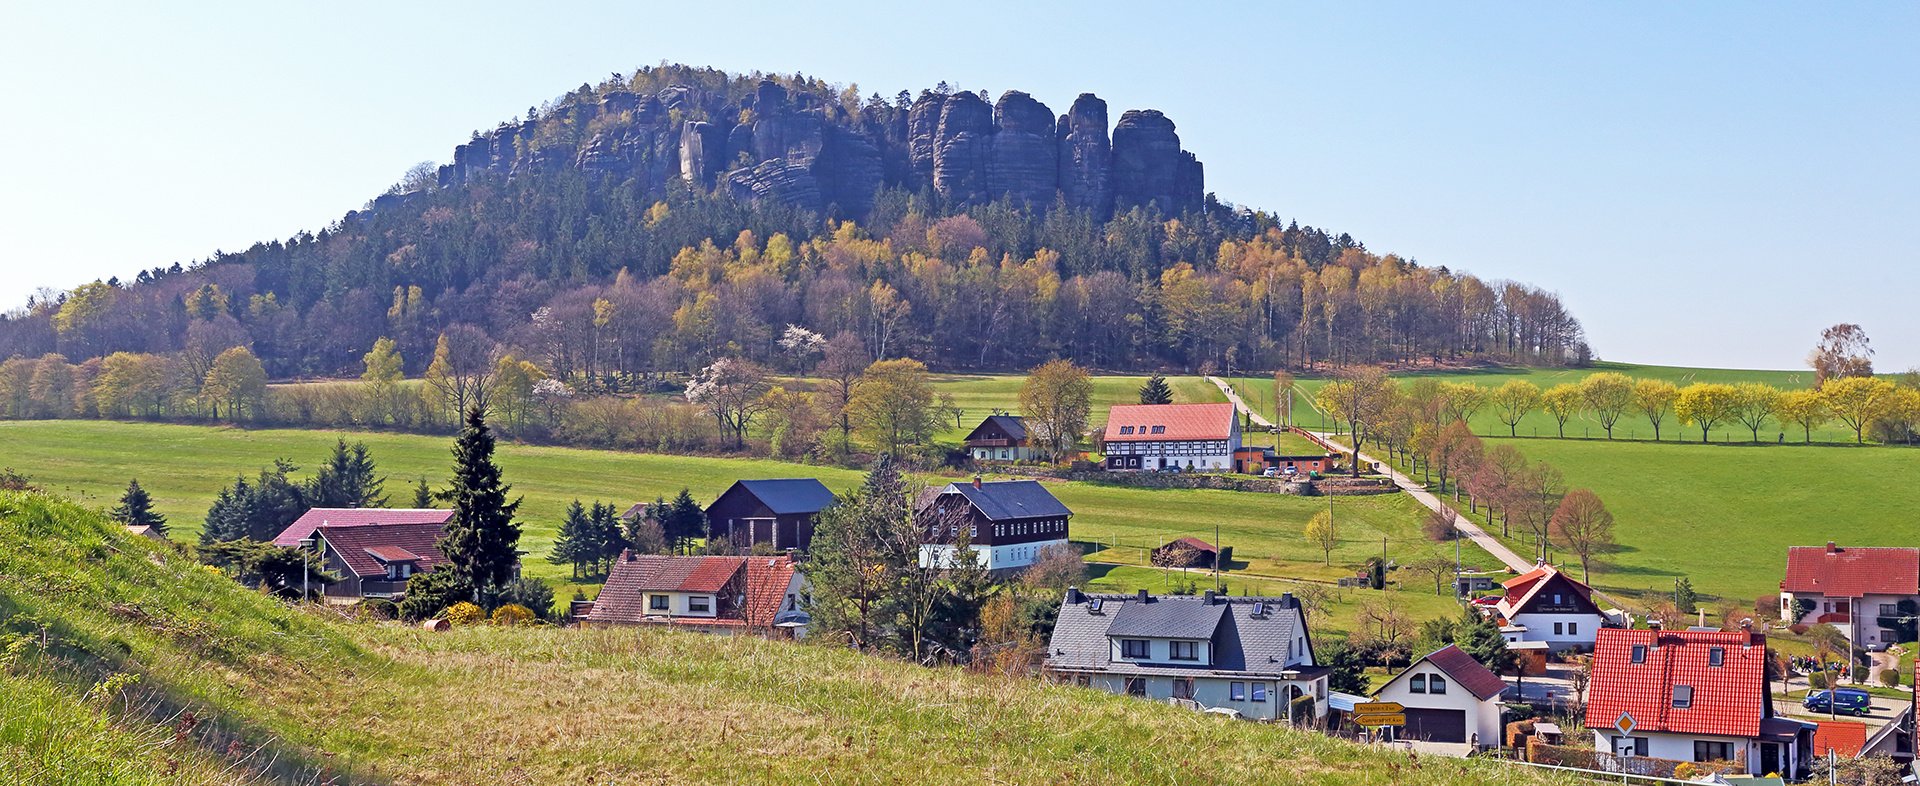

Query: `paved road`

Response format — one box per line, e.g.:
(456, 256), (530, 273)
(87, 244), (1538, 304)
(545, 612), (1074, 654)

(1204, 375), (1534, 575)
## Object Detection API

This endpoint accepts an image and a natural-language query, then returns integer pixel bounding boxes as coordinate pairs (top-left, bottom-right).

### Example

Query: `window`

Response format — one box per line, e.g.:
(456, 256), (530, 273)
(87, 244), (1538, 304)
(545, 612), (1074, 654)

(1630, 645), (1647, 664)
(1554, 622), (1564, 635)
(1169, 641), (1198, 661)
(1672, 685), (1693, 709)
(785, 593), (796, 611)
(1252, 682), (1268, 702)
(1126, 677), (1146, 696)
(1230, 682), (1246, 701)
(1693, 740), (1732, 762)
(1172, 678), (1194, 700)
(1428, 676), (1447, 695)
(1121, 639), (1150, 659)
(1151, 425), (1165, 434)
(1569, 622), (1579, 636)
(1409, 674), (1427, 694)
(1883, 603), (1898, 616)
(650, 595), (670, 611)
(1708, 647), (1724, 667)
(1120, 426), (1135, 434)
(689, 596), (711, 613)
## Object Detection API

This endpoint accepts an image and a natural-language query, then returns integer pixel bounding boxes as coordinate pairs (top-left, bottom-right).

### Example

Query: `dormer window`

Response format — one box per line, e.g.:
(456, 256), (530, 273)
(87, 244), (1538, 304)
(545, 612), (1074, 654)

(1120, 426), (1135, 434)
(1630, 645), (1647, 664)
(1708, 647), (1724, 667)
(1169, 641), (1198, 661)
(1409, 674), (1427, 693)
(1151, 425), (1166, 434)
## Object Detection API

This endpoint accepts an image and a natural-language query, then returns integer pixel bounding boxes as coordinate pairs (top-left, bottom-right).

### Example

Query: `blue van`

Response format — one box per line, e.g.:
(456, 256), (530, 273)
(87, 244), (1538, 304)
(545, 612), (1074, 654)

(1803, 688), (1872, 716)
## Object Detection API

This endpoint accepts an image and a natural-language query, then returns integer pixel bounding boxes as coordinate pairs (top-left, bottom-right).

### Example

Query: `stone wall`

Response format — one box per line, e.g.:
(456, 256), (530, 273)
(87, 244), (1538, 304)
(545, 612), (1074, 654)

(987, 465), (1397, 496)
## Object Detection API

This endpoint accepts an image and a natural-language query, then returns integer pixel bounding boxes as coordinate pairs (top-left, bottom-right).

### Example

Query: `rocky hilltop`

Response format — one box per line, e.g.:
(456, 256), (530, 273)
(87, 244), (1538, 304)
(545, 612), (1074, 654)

(435, 80), (1202, 220)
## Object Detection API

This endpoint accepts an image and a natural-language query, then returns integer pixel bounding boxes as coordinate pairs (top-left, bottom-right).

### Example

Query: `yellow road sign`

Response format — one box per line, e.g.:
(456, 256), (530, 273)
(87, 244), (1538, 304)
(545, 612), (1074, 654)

(1352, 702), (1404, 714)
(1352, 714), (1405, 727)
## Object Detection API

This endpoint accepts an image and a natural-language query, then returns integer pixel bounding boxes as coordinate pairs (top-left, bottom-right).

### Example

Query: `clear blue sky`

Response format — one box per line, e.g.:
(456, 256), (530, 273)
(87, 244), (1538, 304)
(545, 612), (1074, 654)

(2, 1), (1913, 370)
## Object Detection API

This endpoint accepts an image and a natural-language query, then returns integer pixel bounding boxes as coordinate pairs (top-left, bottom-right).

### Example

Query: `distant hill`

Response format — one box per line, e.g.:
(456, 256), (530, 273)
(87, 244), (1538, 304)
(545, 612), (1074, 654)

(0, 490), (1552, 785)
(0, 63), (1585, 382)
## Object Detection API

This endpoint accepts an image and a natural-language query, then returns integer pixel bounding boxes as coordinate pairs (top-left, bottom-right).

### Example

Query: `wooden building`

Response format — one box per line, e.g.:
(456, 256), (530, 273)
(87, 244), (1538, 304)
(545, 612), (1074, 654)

(314, 521), (450, 600)
(918, 478), (1072, 573)
(963, 415), (1036, 462)
(705, 478), (837, 552)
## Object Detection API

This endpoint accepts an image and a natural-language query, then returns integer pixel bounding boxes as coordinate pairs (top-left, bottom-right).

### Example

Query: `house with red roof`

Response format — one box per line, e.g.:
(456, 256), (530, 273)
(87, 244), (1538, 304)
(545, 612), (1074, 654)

(1371, 644), (1509, 748)
(1494, 564), (1617, 652)
(582, 552), (807, 638)
(1100, 402), (1240, 472)
(314, 521), (452, 600)
(1587, 625), (1813, 777)
(271, 507), (453, 548)
(1778, 542), (1920, 648)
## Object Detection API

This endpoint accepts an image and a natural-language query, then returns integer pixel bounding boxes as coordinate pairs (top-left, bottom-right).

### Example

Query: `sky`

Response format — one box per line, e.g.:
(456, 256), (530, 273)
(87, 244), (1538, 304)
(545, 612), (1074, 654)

(1, 1), (1914, 370)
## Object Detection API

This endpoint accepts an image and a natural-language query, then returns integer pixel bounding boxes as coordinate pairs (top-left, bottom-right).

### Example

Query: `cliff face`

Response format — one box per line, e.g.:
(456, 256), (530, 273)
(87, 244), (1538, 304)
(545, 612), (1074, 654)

(439, 80), (1203, 220)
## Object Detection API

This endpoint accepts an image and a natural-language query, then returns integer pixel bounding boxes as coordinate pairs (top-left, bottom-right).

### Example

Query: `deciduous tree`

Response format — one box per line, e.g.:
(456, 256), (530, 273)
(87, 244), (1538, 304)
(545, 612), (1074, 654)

(1824, 376), (1896, 444)
(1541, 383), (1583, 438)
(1579, 372), (1635, 439)
(1306, 509), (1336, 565)
(1807, 324), (1873, 388)
(1675, 383), (1739, 443)
(1774, 389), (1831, 444)
(1316, 367), (1397, 477)
(685, 357), (771, 449)
(1492, 379), (1542, 437)
(1728, 382), (1782, 443)
(1550, 489), (1613, 584)
(847, 358), (951, 459)
(1019, 359), (1093, 462)
(815, 331), (869, 457)
(1633, 379), (1680, 442)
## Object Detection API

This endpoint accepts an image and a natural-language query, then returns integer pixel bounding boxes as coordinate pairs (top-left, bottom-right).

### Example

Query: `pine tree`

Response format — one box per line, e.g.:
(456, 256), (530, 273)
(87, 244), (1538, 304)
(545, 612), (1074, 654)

(1319, 642), (1370, 694)
(411, 477), (436, 508)
(547, 500), (592, 580)
(307, 439), (388, 508)
(590, 501), (625, 574)
(111, 478), (167, 536)
(1455, 606), (1519, 676)
(1674, 577), (1698, 615)
(1138, 372), (1174, 405)
(438, 409), (523, 594)
(665, 489), (706, 553)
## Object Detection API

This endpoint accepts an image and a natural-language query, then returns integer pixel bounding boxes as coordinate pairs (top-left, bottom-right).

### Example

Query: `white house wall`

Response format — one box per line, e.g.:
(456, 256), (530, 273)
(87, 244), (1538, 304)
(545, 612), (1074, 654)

(1374, 664), (1503, 746)
(1508, 612), (1606, 650)
(1086, 674), (1327, 720)
(1595, 732), (1761, 773)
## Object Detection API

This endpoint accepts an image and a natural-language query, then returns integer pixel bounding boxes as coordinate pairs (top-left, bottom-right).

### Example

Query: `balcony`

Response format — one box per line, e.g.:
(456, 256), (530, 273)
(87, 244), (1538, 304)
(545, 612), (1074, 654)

(1815, 612), (1851, 624)
(967, 438), (1013, 448)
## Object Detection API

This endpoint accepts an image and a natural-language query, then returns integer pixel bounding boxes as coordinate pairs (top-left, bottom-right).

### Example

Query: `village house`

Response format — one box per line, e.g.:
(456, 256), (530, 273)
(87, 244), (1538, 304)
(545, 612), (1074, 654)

(1045, 588), (1328, 722)
(270, 507), (454, 548)
(918, 478), (1072, 574)
(962, 414), (1037, 463)
(1495, 564), (1616, 652)
(704, 478), (837, 553)
(1370, 644), (1509, 747)
(1231, 446), (1335, 476)
(1778, 542), (1919, 648)
(313, 521), (452, 601)
(581, 551), (808, 637)
(1101, 402), (1241, 472)
(1587, 625), (1813, 777)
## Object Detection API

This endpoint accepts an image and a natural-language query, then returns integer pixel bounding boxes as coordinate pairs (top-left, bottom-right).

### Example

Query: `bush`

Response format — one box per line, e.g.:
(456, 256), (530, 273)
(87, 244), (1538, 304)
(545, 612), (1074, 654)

(474, 576), (556, 620)
(1880, 669), (1901, 688)
(443, 602), (484, 625)
(360, 598), (398, 620)
(1673, 763), (1699, 780)
(1789, 624), (1810, 635)
(491, 604), (535, 626)
(397, 569), (473, 622)
(1809, 672), (1828, 689)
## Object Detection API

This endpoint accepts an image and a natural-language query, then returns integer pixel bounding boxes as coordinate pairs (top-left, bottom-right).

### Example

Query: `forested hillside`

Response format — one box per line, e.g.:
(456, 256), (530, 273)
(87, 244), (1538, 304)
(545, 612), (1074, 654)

(0, 64), (1585, 383)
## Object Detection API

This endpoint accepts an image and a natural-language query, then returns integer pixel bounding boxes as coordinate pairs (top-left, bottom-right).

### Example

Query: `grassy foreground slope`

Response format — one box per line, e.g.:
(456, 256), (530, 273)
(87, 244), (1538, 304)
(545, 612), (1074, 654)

(0, 492), (1561, 786)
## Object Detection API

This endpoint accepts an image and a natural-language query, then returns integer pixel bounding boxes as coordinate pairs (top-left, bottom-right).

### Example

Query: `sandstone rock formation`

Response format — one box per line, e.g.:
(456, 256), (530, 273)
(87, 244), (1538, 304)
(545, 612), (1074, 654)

(434, 78), (1203, 221)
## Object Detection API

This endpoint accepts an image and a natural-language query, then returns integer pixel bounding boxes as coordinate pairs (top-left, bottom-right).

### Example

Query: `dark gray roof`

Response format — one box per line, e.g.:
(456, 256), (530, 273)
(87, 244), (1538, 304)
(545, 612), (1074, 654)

(1107, 598), (1227, 639)
(1047, 593), (1318, 678)
(942, 480), (1071, 521)
(730, 479), (837, 515)
(983, 415), (1027, 441)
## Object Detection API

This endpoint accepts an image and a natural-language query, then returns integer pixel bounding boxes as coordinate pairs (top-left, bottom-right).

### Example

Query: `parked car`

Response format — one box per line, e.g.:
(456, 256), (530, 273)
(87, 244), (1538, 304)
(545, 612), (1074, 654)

(1803, 689), (1872, 716)
(1262, 467), (1278, 477)
(1158, 466), (1182, 474)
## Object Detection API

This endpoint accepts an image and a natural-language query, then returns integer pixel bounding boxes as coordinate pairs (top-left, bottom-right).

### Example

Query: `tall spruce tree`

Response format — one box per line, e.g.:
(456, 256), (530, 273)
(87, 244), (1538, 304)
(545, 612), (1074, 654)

(665, 489), (706, 553)
(199, 460), (307, 544)
(590, 501), (625, 573)
(1455, 606), (1519, 676)
(410, 477), (436, 508)
(1138, 372), (1174, 405)
(112, 478), (167, 536)
(438, 409), (522, 593)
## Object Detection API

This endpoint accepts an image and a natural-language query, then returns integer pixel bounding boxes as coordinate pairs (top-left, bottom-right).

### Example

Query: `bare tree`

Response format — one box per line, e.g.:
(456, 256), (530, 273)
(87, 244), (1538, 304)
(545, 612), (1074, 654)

(1510, 461), (1566, 562)
(1315, 366), (1398, 477)
(815, 331), (870, 457)
(1807, 323), (1873, 388)
(425, 324), (501, 419)
(686, 357), (772, 449)
(1550, 489), (1614, 584)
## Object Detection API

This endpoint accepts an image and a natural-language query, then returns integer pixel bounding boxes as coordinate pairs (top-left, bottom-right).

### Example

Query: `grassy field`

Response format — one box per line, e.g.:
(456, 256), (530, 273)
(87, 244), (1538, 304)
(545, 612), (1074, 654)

(0, 420), (1494, 616)
(0, 491), (1565, 786)
(1400, 436), (1920, 606)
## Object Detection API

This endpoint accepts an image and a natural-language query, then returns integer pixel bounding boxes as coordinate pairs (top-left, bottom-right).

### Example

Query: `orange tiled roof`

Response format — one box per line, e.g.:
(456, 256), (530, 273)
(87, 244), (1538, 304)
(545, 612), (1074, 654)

(1587, 628), (1768, 739)
(1103, 403), (1236, 442)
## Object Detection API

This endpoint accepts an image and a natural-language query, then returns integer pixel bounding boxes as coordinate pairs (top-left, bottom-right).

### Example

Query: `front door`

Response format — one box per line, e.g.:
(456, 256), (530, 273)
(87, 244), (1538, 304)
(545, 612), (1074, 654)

(1759, 743), (1780, 777)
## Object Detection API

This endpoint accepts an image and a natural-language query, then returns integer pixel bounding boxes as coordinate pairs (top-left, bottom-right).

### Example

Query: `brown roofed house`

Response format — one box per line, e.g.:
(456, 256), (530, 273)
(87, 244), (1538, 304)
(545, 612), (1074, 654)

(583, 552), (808, 637)
(314, 521), (451, 601)
(1151, 537), (1218, 569)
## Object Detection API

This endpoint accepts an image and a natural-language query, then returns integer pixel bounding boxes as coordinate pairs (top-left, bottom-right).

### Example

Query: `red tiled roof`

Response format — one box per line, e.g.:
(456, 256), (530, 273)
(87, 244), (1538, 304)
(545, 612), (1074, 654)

(1586, 628), (1768, 739)
(1102, 403), (1236, 442)
(1781, 544), (1919, 598)
(1497, 564), (1599, 618)
(316, 522), (448, 579)
(1812, 720), (1867, 758)
(586, 555), (796, 626)
(1419, 644), (1509, 701)
(272, 508), (452, 547)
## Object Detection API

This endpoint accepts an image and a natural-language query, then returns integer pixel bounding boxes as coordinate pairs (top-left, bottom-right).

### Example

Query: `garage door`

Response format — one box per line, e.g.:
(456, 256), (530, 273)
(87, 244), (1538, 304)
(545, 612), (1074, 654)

(1402, 708), (1466, 743)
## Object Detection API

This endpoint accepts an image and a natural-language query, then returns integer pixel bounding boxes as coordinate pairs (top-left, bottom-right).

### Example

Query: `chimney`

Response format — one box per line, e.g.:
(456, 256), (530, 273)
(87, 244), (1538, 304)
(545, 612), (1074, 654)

(1281, 592), (1294, 608)
(1138, 589), (1150, 603)
(972, 475), (983, 489)
(1066, 586), (1084, 605)
(1827, 541), (1838, 554)
(1204, 590), (1216, 605)
(620, 548), (633, 562)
